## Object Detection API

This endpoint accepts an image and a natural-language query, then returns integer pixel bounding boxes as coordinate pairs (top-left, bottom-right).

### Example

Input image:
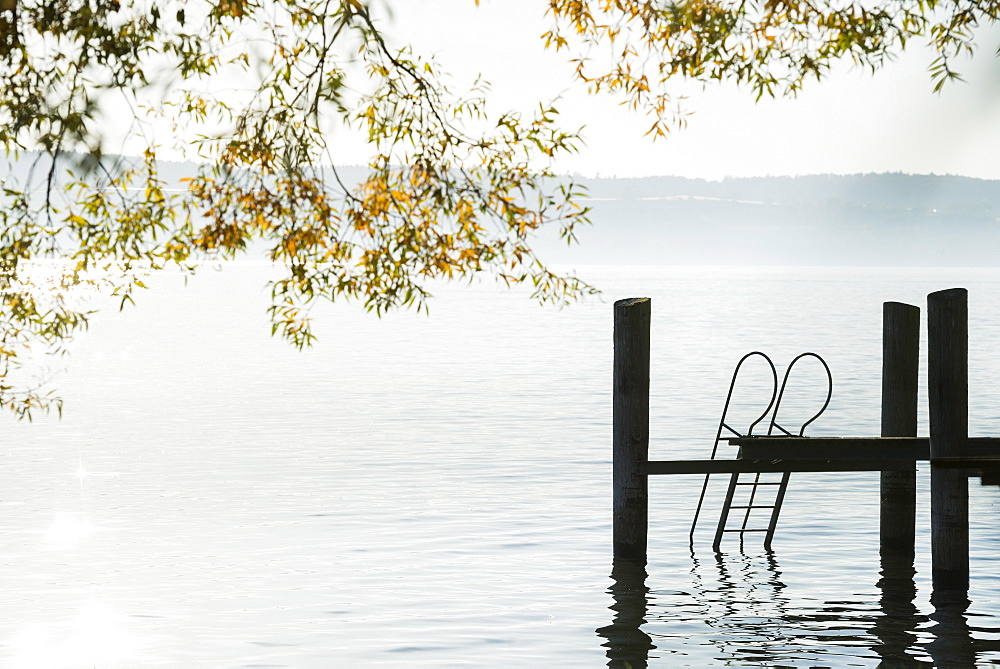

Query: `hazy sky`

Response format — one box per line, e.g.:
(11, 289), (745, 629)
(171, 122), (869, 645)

(369, 1), (1000, 180)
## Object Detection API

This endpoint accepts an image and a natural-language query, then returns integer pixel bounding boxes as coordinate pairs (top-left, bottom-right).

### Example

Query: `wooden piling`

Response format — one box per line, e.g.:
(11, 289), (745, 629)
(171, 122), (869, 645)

(881, 301), (920, 558)
(927, 288), (969, 603)
(613, 298), (651, 561)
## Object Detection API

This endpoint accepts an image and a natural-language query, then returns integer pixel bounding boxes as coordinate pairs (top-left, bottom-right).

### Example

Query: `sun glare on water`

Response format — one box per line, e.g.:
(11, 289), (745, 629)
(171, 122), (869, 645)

(9, 602), (140, 668)
(43, 514), (94, 547)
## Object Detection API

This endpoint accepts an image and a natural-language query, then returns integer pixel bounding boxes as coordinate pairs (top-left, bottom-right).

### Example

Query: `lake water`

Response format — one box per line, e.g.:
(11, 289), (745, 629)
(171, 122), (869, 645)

(1, 264), (999, 667)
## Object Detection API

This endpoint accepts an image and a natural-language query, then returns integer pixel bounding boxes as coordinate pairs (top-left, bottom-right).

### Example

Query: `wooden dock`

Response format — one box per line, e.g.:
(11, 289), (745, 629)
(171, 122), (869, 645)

(613, 288), (1000, 604)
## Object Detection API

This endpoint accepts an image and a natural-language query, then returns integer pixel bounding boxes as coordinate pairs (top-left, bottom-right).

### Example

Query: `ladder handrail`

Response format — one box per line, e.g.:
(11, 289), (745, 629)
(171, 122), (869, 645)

(769, 352), (833, 437)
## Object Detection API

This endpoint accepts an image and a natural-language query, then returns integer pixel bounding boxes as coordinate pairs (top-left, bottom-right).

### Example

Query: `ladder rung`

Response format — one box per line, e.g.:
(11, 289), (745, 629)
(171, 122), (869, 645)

(736, 482), (782, 486)
(730, 505), (776, 509)
(723, 528), (768, 533)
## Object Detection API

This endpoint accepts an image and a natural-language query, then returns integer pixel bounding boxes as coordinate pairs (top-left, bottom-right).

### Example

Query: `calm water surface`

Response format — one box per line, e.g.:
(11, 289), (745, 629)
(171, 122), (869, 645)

(1, 264), (999, 666)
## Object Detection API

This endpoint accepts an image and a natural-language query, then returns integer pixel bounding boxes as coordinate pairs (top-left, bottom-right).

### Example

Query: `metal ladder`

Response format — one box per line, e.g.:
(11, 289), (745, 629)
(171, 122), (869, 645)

(691, 352), (832, 551)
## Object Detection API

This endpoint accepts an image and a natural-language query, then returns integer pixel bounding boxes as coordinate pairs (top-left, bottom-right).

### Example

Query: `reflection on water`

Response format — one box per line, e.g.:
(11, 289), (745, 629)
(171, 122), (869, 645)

(596, 560), (655, 668)
(870, 550), (925, 666)
(600, 548), (1000, 666)
(926, 602), (976, 667)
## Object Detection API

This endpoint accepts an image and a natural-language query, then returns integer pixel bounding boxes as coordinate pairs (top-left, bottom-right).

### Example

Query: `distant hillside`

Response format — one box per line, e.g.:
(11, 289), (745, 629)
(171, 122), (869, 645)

(575, 173), (1000, 210)
(3, 152), (998, 266)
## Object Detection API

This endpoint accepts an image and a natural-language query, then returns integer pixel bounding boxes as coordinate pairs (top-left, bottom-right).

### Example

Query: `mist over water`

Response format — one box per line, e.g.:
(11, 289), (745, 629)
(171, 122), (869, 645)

(0, 264), (998, 666)
(536, 174), (1000, 267)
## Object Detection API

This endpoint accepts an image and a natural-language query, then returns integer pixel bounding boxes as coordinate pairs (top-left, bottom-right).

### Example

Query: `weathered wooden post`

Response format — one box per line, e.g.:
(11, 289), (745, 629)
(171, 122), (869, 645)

(881, 301), (920, 558)
(613, 298), (651, 561)
(927, 288), (969, 604)
(876, 303), (920, 662)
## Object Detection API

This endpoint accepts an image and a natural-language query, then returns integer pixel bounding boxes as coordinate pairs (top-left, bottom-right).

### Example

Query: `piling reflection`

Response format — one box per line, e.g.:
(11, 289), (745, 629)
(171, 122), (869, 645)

(925, 600), (976, 666)
(595, 559), (654, 667)
(869, 550), (926, 666)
